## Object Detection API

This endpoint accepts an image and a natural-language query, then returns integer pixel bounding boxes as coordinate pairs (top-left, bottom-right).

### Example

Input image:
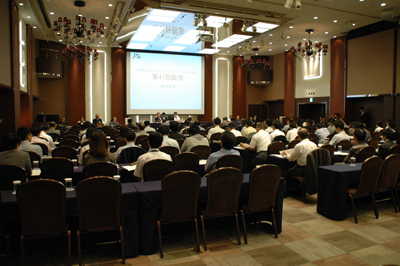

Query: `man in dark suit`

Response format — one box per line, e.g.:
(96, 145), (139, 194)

(155, 112), (162, 123)
(358, 106), (368, 125)
(378, 129), (397, 159)
(93, 114), (102, 124)
(0, 133), (32, 175)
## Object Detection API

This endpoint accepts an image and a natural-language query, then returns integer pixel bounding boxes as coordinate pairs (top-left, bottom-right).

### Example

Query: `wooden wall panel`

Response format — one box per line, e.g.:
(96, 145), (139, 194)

(232, 56), (246, 118)
(66, 56), (85, 125)
(284, 52), (295, 118)
(330, 36), (346, 118)
(20, 25), (34, 127)
(198, 55), (212, 121)
(111, 47), (126, 123)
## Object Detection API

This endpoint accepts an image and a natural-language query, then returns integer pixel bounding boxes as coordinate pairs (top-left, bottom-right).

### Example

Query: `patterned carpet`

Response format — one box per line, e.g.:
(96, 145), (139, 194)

(3, 194), (400, 265)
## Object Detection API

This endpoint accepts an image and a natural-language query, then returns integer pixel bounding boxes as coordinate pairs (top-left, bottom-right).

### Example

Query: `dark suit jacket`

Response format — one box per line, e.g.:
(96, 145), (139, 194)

(155, 116), (162, 123)
(378, 140), (396, 159)
(93, 118), (102, 124)
(358, 112), (368, 124)
(169, 131), (184, 140)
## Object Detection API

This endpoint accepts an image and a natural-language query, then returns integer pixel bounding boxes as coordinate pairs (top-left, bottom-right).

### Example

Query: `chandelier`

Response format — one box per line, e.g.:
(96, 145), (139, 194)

(241, 58), (270, 71)
(53, 1), (104, 62)
(289, 29), (328, 61)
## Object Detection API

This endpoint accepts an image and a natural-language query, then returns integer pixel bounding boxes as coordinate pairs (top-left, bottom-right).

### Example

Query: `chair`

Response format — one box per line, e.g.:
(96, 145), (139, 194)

(173, 152), (199, 171)
(291, 149), (331, 203)
(240, 165), (281, 243)
(348, 156), (383, 223)
(200, 167), (243, 251)
(27, 151), (41, 167)
(308, 133), (318, 141)
(368, 138), (379, 149)
(389, 144), (400, 155)
(375, 154), (400, 213)
(326, 132), (336, 141)
(141, 137), (150, 152)
(216, 154), (243, 171)
(210, 133), (222, 142)
(267, 142), (285, 156)
(288, 139), (301, 149)
(143, 159), (174, 181)
(76, 177), (124, 265)
(191, 145), (212, 160)
(160, 146), (180, 160)
(320, 144), (335, 164)
(310, 139), (319, 146)
(17, 179), (71, 265)
(40, 158), (73, 184)
(176, 138), (184, 149)
(157, 171), (201, 258)
(273, 135), (287, 144)
(372, 132), (381, 139)
(33, 142), (49, 156)
(135, 135), (148, 146)
(356, 146), (376, 162)
(62, 134), (80, 142)
(82, 162), (118, 179)
(308, 128), (316, 134)
(0, 165), (26, 190)
(336, 139), (351, 151)
(115, 139), (127, 150)
(235, 136), (248, 146)
(52, 146), (78, 160)
(48, 133), (61, 142)
(58, 140), (80, 149)
(118, 147), (146, 163)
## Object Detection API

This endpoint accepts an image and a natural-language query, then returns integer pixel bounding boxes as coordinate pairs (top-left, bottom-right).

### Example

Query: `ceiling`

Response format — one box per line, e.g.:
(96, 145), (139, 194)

(18, 0), (400, 56)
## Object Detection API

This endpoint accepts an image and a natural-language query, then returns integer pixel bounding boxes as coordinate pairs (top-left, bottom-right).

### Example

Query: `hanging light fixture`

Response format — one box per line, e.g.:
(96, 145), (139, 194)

(289, 29), (328, 61)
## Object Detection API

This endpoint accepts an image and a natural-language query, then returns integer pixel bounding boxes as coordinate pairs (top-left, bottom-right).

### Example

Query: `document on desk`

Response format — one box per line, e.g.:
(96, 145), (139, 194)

(279, 148), (294, 157)
(334, 151), (348, 156)
(235, 145), (245, 150)
(32, 169), (41, 176)
(199, 159), (207, 165)
(122, 165), (136, 171)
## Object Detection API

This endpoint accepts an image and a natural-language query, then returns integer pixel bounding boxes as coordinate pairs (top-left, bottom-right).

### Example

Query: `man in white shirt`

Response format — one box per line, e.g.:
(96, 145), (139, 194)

(114, 131), (139, 163)
(265, 119), (273, 133)
(143, 121), (156, 133)
(375, 121), (384, 133)
(286, 122), (298, 143)
(315, 123), (330, 144)
(329, 120), (350, 147)
(281, 128), (317, 177)
(158, 126), (180, 150)
(282, 119), (292, 133)
(40, 124), (55, 148)
(227, 123), (242, 137)
(17, 127), (43, 161)
(173, 112), (180, 122)
(134, 132), (172, 181)
(270, 121), (285, 140)
(241, 119), (256, 138)
(136, 122), (149, 137)
(207, 118), (225, 141)
(180, 121), (191, 134)
(240, 123), (272, 169)
(30, 126), (52, 155)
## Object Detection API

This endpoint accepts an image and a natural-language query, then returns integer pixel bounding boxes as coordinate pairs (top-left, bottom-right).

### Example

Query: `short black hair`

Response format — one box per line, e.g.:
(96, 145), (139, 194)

(17, 127), (31, 141)
(148, 132), (163, 148)
(40, 124), (49, 131)
(333, 120), (344, 130)
(194, 121), (201, 126)
(31, 126), (41, 136)
(213, 118), (221, 125)
(353, 122), (364, 130)
(2, 133), (21, 150)
(82, 121), (91, 130)
(170, 121), (178, 132)
(144, 121), (150, 126)
(223, 117), (228, 121)
(353, 129), (365, 142)
(174, 112), (177, 114)
(315, 123), (323, 129)
(289, 122), (296, 129)
(228, 123), (235, 129)
(221, 131), (235, 150)
(49, 122), (56, 128)
(86, 127), (97, 139)
(189, 124), (200, 135)
(376, 121), (383, 127)
(296, 120), (303, 127)
(266, 119), (273, 127)
(158, 126), (170, 135)
(138, 122), (145, 131)
(388, 120), (396, 129)
(124, 131), (136, 141)
(127, 118), (133, 124)
(382, 128), (396, 140)
(184, 120), (190, 126)
(359, 106), (364, 111)
(245, 119), (253, 126)
(306, 119), (312, 124)
(272, 120), (281, 129)
(298, 128), (309, 139)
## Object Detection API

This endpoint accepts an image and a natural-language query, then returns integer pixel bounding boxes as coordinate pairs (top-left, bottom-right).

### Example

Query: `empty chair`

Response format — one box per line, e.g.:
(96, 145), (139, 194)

(191, 145), (211, 160)
(235, 136), (248, 146)
(143, 159), (174, 181)
(173, 152), (199, 172)
(0, 165), (26, 190)
(320, 144), (335, 164)
(58, 140), (80, 149)
(76, 177), (124, 265)
(273, 135), (287, 144)
(115, 139), (127, 150)
(348, 156), (384, 223)
(336, 139), (351, 151)
(210, 133), (222, 143)
(160, 146), (180, 160)
(368, 138), (379, 149)
(27, 151), (41, 167)
(241, 165), (281, 243)
(267, 142), (285, 156)
(288, 139), (301, 149)
(216, 154), (243, 171)
(118, 147), (146, 164)
(52, 146), (78, 160)
(157, 171), (201, 258)
(200, 167), (243, 251)
(82, 162), (118, 179)
(48, 133), (61, 142)
(389, 144), (400, 155)
(372, 132), (381, 139)
(33, 142), (49, 156)
(356, 146), (376, 162)
(17, 179), (71, 265)
(40, 158), (73, 184)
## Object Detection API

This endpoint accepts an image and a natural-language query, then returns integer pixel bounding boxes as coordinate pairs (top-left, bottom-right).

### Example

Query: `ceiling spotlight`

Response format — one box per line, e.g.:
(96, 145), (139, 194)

(223, 22), (229, 28)
(193, 17), (199, 27)
(247, 0), (252, 2)
(252, 26), (257, 33)
(295, 0), (302, 9)
(241, 22), (247, 33)
(284, 0), (293, 9)
(202, 18), (207, 27)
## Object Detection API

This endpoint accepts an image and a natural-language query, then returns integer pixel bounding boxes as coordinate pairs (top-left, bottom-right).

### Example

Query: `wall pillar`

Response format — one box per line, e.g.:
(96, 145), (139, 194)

(232, 56), (246, 118)
(330, 36), (346, 118)
(284, 52), (295, 117)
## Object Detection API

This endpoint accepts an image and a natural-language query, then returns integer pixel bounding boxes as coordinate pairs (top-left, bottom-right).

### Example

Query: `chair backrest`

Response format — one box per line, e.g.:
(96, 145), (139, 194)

(143, 159), (174, 182)
(235, 136), (248, 146)
(304, 148), (331, 195)
(81, 141), (90, 148)
(376, 154), (400, 192)
(367, 138), (379, 149)
(48, 133), (61, 142)
(27, 151), (41, 167)
(160, 146), (180, 160)
(51, 146), (78, 160)
(205, 167), (243, 217)
(336, 139), (351, 150)
(327, 132), (336, 141)
(247, 132), (256, 141)
(40, 157), (73, 183)
(118, 147), (146, 163)
(0, 164), (26, 190)
(191, 145), (212, 160)
(216, 154), (243, 171)
(76, 177), (121, 231)
(246, 165), (281, 212)
(308, 133), (318, 141)
(176, 138), (184, 148)
(135, 135), (148, 146)
(33, 143), (48, 155)
(17, 179), (67, 236)
(267, 141), (285, 155)
(82, 162), (118, 179)
(210, 133), (222, 142)
(389, 144), (400, 155)
(273, 135), (287, 144)
(141, 137), (150, 152)
(308, 127), (316, 134)
(161, 171), (201, 223)
(372, 132), (381, 139)
(115, 139), (127, 150)
(356, 146), (376, 162)
(288, 139), (301, 149)
(58, 140), (80, 149)
(62, 134), (80, 142)
(173, 152), (199, 171)
(356, 156), (384, 197)
(319, 144), (335, 164)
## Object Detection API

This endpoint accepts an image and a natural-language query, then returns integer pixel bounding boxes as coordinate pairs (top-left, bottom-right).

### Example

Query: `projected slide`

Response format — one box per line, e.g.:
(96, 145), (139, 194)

(126, 51), (205, 115)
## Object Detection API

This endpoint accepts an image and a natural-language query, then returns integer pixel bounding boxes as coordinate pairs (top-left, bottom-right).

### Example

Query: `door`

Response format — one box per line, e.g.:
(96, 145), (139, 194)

(298, 103), (326, 122)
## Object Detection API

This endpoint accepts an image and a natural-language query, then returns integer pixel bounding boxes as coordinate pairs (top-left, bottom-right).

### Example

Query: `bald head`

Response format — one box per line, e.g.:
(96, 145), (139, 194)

(297, 128), (309, 140)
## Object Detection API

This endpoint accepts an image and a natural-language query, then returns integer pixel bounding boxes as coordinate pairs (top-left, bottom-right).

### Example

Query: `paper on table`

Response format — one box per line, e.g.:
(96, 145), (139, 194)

(280, 148), (294, 155)
(334, 151), (348, 156)
(199, 159), (207, 165)
(32, 169), (41, 176)
(122, 165), (136, 171)
(234, 145), (245, 150)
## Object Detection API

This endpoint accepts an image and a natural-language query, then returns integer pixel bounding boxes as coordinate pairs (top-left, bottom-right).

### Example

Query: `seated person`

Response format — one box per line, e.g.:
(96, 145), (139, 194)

(378, 129), (397, 159)
(241, 119), (256, 138)
(58, 116), (67, 127)
(133, 132), (172, 181)
(17, 127), (43, 161)
(48, 122), (61, 135)
(115, 131), (139, 163)
(0, 133), (31, 175)
(109, 116), (119, 128)
(82, 132), (116, 166)
(315, 123), (330, 144)
(40, 124), (55, 148)
(270, 120), (285, 140)
(227, 123), (242, 137)
(195, 121), (206, 131)
(30, 126), (52, 155)
(281, 128), (317, 178)
(181, 125), (209, 152)
(161, 112), (168, 122)
(168, 121), (184, 140)
(352, 122), (371, 142)
(78, 127), (97, 165)
(180, 121), (191, 134)
(77, 116), (85, 127)
(286, 122), (298, 143)
(143, 121), (156, 133)
(158, 126), (180, 150)
(136, 122), (149, 137)
(221, 117), (229, 127)
(92, 114), (102, 124)
(329, 120), (350, 147)
(375, 121), (384, 133)
(282, 119), (292, 133)
(265, 119), (273, 133)
(127, 118), (137, 129)
(173, 112), (180, 122)
(155, 112), (162, 123)
(240, 123), (272, 169)
(343, 129), (368, 163)
(205, 131), (240, 173)
(207, 118), (225, 141)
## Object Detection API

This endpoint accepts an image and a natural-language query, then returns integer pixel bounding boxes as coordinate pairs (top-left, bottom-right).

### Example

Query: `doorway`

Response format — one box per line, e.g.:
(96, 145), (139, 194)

(299, 103), (326, 121)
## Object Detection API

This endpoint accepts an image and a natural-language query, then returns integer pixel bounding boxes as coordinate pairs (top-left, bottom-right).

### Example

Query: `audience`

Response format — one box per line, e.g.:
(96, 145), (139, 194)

(286, 122), (298, 143)
(136, 122), (149, 137)
(378, 129), (397, 159)
(40, 124), (55, 148)
(221, 117), (229, 126)
(315, 123), (330, 144)
(114, 131), (138, 163)
(168, 121), (184, 140)
(180, 120), (191, 134)
(265, 119), (273, 133)
(240, 123), (271, 169)
(181, 125), (209, 152)
(82, 132), (116, 166)
(204, 131), (239, 173)
(227, 123), (241, 137)
(241, 119), (256, 138)
(0, 133), (31, 175)
(329, 120), (350, 147)
(109, 116), (119, 128)
(270, 120), (285, 140)
(78, 127), (97, 165)
(343, 129), (368, 163)
(30, 126), (51, 154)
(158, 126), (180, 150)
(17, 127), (43, 161)
(48, 122), (61, 135)
(143, 121), (156, 133)
(353, 122), (371, 142)
(207, 118), (225, 140)
(375, 121), (384, 132)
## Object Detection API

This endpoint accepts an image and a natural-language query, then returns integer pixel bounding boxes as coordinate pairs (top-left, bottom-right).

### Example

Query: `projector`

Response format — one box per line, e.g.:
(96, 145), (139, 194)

(197, 33), (214, 43)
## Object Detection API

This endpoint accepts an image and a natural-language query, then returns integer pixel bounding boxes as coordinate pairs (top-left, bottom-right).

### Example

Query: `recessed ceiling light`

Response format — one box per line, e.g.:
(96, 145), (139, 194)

(227, 51), (230, 53)
(285, 44), (288, 46)
(352, 23), (356, 26)
(359, 0), (364, 1)
(49, 12), (54, 15)
(289, 26), (293, 29)
(269, 49), (272, 51)
(286, 36), (290, 38)
(333, 20), (337, 23)
(99, 42), (102, 44)
(105, 17), (109, 19)
(286, 49), (288, 51)
(59, 39), (62, 42)
(381, 3), (386, 6)
(255, 53), (258, 55)
(269, 34), (273, 36)
(27, 16), (30, 18)
(303, 38), (306, 41)
(333, 36), (337, 38)
(314, 17), (318, 19)
(253, 40), (256, 43)
(269, 42), (272, 44)
(325, 32), (328, 34)
(33, 26), (37, 29)
(19, 3), (23, 6)
(108, 3), (113, 7)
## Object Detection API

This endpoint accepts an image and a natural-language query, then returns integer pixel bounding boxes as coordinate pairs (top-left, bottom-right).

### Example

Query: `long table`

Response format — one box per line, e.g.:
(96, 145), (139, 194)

(317, 163), (362, 220)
